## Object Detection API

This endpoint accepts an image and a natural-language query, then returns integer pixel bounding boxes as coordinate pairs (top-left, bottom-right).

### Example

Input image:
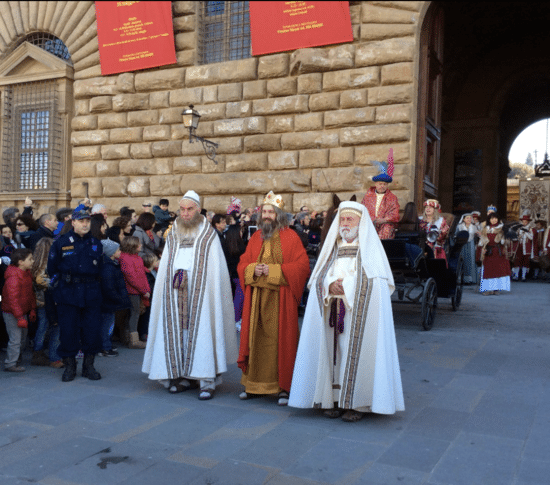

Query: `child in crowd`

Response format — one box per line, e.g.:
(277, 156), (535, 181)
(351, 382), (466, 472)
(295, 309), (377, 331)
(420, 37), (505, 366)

(99, 239), (130, 356)
(2, 248), (36, 372)
(138, 252), (159, 342)
(153, 199), (173, 232)
(31, 238), (63, 368)
(119, 236), (150, 349)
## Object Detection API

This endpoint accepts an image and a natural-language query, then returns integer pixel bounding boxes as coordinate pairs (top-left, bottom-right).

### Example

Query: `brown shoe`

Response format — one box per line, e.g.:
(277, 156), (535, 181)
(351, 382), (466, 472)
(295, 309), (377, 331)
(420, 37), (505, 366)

(342, 410), (364, 422)
(4, 365), (25, 372)
(128, 332), (146, 349)
(50, 360), (64, 368)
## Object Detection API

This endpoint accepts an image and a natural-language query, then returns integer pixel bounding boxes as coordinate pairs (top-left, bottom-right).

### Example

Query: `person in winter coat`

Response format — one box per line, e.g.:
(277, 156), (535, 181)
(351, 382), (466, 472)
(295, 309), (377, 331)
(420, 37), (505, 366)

(99, 239), (131, 356)
(2, 248), (36, 372)
(119, 236), (150, 349)
(133, 213), (161, 258)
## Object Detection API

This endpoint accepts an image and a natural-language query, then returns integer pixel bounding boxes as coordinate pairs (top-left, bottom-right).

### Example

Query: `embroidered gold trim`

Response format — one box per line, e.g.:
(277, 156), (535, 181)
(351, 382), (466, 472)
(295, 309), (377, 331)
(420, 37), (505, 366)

(337, 247), (358, 258)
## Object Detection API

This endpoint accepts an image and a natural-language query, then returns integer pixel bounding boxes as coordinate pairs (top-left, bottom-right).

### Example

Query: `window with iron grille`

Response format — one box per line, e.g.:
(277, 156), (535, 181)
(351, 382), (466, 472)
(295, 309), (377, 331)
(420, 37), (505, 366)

(1, 80), (63, 192)
(198, 1), (251, 65)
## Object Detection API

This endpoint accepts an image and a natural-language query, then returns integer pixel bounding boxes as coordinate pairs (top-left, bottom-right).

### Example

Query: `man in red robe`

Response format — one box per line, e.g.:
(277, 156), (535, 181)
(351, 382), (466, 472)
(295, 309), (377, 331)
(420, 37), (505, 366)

(238, 191), (310, 406)
(361, 149), (400, 239)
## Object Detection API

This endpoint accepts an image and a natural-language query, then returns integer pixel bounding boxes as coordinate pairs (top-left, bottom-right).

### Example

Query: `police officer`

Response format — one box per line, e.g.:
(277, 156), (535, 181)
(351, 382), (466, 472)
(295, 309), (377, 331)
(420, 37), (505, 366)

(47, 208), (103, 381)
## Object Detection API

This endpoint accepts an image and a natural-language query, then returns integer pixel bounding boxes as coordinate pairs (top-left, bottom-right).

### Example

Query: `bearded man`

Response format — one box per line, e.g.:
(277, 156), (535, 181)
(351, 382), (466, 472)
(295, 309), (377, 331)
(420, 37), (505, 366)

(288, 201), (404, 422)
(142, 191), (238, 400)
(238, 191), (310, 405)
(361, 148), (400, 239)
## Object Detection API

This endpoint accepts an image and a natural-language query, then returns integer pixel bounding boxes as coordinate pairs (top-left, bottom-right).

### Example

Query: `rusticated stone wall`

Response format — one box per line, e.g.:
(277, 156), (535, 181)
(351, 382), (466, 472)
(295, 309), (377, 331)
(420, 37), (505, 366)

(0, 1), (425, 216)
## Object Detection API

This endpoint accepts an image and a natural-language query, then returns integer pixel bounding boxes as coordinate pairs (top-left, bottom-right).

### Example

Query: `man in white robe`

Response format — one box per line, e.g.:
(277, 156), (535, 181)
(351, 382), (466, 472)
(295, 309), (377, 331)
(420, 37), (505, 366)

(288, 201), (404, 421)
(142, 191), (238, 400)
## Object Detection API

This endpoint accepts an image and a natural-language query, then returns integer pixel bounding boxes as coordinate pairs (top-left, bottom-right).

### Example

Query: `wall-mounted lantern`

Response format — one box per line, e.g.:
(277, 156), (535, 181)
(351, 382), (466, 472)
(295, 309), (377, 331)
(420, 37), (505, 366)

(182, 104), (219, 163)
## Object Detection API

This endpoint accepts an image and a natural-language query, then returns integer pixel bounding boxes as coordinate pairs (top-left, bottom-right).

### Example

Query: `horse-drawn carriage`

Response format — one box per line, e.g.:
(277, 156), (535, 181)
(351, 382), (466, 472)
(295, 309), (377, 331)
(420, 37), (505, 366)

(381, 213), (468, 330)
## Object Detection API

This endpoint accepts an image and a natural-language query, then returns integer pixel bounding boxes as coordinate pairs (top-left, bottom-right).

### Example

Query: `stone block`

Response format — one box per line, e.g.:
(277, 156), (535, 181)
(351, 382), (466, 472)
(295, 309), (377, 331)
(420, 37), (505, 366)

(130, 143), (152, 159)
(72, 161), (96, 178)
(258, 54), (289, 79)
(74, 100), (89, 116)
(112, 93), (150, 112)
(218, 83), (242, 102)
(381, 62), (414, 85)
(195, 121), (214, 138)
(120, 158), (172, 175)
(178, 170), (310, 195)
(135, 68), (185, 92)
(309, 92), (340, 112)
(376, 103), (412, 123)
(201, 155), (225, 173)
(356, 38), (415, 67)
(325, 107), (375, 128)
(96, 161), (120, 177)
(340, 89), (368, 109)
(192, 103), (225, 121)
(97, 113), (127, 129)
(354, 142), (410, 165)
(295, 112), (323, 132)
(175, 50), (195, 67)
(102, 177), (129, 197)
(150, 174), (184, 196)
(74, 77), (118, 98)
(186, 58), (258, 86)
(297, 73), (322, 94)
(244, 134), (281, 152)
(202, 195), (257, 214)
(281, 131), (339, 150)
(72, 145), (101, 162)
(340, 123), (410, 146)
(150, 91), (170, 108)
(312, 167), (367, 192)
(360, 23), (416, 41)
(217, 137), (244, 154)
(361, 4), (419, 23)
(243, 80), (267, 100)
(71, 178), (102, 199)
(173, 15), (195, 32)
(110, 127), (143, 144)
(293, 192), (333, 213)
(152, 141), (182, 157)
(290, 45), (355, 75)
(159, 107), (183, 124)
(329, 147), (354, 167)
(268, 151), (299, 170)
(127, 110), (159, 127)
(267, 78), (297, 97)
(116, 73), (135, 93)
(368, 85), (413, 105)
(89, 96), (112, 113)
(203, 85), (218, 103)
(173, 156), (202, 173)
(299, 149), (329, 168)
(71, 130), (109, 146)
(226, 101), (253, 118)
(171, 125), (187, 140)
(253, 95), (309, 115)
(175, 32), (195, 50)
(127, 178), (150, 197)
(170, 87), (203, 107)
(143, 125), (171, 141)
(71, 115), (97, 131)
(322, 67), (379, 91)
(213, 117), (266, 137)
(173, 1), (196, 15)
(266, 116), (294, 133)
(101, 144), (130, 160)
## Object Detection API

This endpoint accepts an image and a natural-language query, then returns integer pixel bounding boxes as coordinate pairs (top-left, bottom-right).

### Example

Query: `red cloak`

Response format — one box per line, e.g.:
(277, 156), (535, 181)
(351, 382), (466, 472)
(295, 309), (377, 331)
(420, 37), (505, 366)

(237, 228), (310, 392)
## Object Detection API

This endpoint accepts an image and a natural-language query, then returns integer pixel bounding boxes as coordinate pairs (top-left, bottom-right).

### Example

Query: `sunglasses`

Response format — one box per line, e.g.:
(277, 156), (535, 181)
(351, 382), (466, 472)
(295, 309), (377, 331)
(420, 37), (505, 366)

(142, 204), (151, 207)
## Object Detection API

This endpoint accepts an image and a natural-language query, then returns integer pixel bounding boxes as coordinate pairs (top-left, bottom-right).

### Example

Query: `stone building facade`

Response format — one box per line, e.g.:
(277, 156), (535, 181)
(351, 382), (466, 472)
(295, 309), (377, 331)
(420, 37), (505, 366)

(0, 1), (429, 217)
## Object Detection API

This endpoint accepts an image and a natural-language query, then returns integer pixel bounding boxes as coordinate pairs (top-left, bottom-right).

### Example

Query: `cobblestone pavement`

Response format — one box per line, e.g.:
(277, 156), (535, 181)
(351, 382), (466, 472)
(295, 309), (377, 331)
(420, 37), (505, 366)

(0, 280), (548, 485)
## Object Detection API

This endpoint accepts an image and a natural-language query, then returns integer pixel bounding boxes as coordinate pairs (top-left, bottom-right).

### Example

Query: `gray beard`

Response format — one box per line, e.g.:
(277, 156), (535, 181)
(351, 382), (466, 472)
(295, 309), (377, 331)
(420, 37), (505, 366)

(339, 225), (359, 242)
(175, 212), (202, 238)
(260, 218), (279, 240)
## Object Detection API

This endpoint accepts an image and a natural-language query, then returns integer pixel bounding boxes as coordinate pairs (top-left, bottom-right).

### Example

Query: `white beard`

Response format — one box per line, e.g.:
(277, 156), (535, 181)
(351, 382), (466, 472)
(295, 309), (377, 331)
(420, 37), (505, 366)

(339, 225), (358, 242)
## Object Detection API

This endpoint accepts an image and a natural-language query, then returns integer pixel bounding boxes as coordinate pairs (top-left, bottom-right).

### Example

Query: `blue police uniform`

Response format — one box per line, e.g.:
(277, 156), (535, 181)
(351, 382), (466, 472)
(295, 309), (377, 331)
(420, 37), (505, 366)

(47, 228), (103, 368)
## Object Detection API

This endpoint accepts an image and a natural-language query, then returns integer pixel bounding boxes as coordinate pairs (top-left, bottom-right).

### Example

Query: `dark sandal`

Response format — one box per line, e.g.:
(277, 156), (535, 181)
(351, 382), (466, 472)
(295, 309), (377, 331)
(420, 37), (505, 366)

(199, 390), (214, 400)
(278, 391), (289, 406)
(342, 410), (364, 422)
(323, 408), (345, 419)
(168, 379), (191, 394)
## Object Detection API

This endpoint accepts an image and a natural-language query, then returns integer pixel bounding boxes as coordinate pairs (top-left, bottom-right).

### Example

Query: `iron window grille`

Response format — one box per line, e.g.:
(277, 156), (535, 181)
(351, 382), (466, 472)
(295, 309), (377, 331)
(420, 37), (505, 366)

(198, 1), (251, 65)
(1, 80), (63, 192)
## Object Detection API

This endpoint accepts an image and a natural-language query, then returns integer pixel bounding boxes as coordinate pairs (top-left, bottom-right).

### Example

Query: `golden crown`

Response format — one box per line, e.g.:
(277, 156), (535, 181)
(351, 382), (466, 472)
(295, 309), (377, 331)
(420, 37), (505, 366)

(262, 191), (285, 210)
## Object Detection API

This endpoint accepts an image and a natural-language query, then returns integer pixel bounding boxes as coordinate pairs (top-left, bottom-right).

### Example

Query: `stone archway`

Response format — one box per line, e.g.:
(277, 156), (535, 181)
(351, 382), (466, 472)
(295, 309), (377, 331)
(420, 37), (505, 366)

(431, 1), (550, 218)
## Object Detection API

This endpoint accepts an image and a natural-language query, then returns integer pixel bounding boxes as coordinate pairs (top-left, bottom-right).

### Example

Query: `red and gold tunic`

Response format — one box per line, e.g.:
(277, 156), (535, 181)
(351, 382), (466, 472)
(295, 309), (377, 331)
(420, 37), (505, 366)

(361, 187), (400, 240)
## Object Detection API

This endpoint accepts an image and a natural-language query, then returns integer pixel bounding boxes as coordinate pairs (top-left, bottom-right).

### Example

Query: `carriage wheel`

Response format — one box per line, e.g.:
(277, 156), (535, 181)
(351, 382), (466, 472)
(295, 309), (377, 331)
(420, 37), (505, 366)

(451, 256), (464, 311)
(421, 278), (437, 331)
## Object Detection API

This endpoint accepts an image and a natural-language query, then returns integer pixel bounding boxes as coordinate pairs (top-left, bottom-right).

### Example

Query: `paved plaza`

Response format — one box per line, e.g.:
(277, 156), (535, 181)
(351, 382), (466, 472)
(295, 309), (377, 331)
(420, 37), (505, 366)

(0, 280), (549, 485)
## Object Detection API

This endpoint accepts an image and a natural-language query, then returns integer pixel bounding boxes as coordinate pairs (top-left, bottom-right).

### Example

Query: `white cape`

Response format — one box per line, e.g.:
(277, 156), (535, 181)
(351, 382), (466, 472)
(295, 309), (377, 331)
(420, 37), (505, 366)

(142, 218), (238, 381)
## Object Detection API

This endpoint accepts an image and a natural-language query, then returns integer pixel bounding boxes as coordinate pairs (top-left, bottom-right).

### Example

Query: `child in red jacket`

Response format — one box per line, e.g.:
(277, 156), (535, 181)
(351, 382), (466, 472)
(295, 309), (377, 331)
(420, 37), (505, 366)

(119, 236), (150, 349)
(2, 248), (36, 372)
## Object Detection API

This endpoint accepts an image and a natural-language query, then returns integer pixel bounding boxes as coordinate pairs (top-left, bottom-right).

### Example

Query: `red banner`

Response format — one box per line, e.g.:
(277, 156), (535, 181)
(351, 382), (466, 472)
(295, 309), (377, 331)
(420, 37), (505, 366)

(96, 1), (176, 76)
(250, 1), (353, 56)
